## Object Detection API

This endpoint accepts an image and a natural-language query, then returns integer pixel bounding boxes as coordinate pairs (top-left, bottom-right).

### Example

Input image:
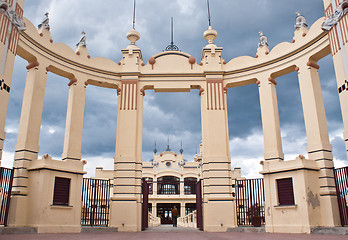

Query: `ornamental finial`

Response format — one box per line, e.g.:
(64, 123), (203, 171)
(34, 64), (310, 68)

(295, 12), (308, 29)
(76, 31), (87, 47)
(258, 31), (268, 47)
(38, 12), (50, 30)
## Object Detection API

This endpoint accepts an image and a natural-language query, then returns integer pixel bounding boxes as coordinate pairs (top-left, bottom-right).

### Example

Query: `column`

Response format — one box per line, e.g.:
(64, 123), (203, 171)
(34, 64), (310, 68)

(61, 76), (86, 161)
(180, 203), (185, 217)
(258, 74), (284, 161)
(0, 1), (25, 165)
(257, 74), (283, 232)
(109, 78), (143, 232)
(180, 176), (184, 196)
(152, 202), (157, 216)
(297, 61), (340, 226)
(200, 76), (235, 231)
(8, 61), (47, 226)
(323, 0), (348, 160)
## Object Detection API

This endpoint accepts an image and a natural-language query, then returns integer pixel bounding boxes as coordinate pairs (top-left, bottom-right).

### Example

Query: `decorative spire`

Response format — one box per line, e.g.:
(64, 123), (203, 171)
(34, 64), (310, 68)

(295, 12), (308, 29)
(207, 0), (211, 27)
(166, 137), (171, 151)
(258, 31), (268, 47)
(203, 0), (217, 45)
(165, 17), (179, 51)
(132, 0), (136, 29)
(76, 31), (87, 47)
(180, 141), (183, 154)
(153, 141), (158, 154)
(126, 0), (140, 46)
(38, 12), (50, 30)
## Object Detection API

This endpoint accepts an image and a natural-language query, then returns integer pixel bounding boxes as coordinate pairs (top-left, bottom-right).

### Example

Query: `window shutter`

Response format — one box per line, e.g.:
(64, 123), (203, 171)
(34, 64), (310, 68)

(277, 178), (295, 205)
(53, 177), (70, 206)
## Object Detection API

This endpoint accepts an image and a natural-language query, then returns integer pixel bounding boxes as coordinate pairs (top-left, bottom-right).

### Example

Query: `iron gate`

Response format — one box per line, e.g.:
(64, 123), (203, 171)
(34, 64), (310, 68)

(196, 179), (203, 230)
(81, 178), (110, 226)
(334, 166), (348, 226)
(0, 167), (14, 226)
(235, 178), (265, 227)
(141, 178), (149, 230)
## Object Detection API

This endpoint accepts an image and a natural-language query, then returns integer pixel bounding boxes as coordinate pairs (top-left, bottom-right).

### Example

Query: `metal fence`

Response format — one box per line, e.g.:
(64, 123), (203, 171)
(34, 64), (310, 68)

(0, 167), (14, 226)
(334, 166), (348, 226)
(81, 178), (111, 226)
(235, 178), (265, 227)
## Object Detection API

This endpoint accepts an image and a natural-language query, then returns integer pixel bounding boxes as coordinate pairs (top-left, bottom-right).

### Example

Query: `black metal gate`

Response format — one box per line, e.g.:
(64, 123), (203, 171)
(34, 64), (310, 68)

(235, 178), (265, 227)
(142, 178), (149, 230)
(196, 179), (203, 230)
(334, 166), (348, 226)
(0, 167), (14, 226)
(81, 178), (110, 226)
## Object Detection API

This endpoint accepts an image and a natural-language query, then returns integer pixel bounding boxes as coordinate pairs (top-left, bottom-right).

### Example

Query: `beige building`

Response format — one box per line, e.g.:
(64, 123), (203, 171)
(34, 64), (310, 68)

(0, 0), (347, 234)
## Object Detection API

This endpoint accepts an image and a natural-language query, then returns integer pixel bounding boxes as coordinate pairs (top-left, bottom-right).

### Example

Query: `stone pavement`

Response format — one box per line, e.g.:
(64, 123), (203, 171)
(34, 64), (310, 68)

(1, 225), (348, 240)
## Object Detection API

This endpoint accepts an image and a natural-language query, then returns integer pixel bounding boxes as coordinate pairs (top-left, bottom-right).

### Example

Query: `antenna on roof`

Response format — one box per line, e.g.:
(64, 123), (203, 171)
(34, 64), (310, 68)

(166, 136), (171, 151)
(207, 0), (211, 27)
(132, 0), (136, 29)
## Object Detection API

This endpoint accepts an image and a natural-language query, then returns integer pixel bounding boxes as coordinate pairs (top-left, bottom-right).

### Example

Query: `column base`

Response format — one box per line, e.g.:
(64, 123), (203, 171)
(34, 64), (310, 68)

(203, 197), (237, 232)
(109, 197), (142, 232)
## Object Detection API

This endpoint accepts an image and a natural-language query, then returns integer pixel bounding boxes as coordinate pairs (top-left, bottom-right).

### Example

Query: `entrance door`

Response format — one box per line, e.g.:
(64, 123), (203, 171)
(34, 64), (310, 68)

(157, 203), (180, 224)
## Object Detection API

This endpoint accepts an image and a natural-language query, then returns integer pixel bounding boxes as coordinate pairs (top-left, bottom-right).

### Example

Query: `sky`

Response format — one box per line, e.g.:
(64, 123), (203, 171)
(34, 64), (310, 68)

(2, 0), (347, 178)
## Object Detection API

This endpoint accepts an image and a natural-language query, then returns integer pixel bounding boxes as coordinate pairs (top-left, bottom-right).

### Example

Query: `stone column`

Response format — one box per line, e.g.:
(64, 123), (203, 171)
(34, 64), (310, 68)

(257, 74), (283, 232)
(153, 176), (158, 196)
(0, 1), (25, 165)
(200, 76), (235, 231)
(109, 79), (143, 232)
(152, 202), (157, 216)
(257, 74), (284, 161)
(180, 203), (185, 217)
(180, 176), (184, 196)
(8, 61), (47, 226)
(61, 77), (87, 161)
(297, 61), (340, 226)
(322, 0), (348, 160)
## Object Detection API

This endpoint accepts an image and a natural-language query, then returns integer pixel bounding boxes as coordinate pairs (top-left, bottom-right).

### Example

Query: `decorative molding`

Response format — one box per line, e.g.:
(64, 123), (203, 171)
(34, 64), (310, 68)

(268, 77), (277, 85)
(26, 61), (39, 70)
(68, 78), (77, 86)
(307, 61), (320, 69)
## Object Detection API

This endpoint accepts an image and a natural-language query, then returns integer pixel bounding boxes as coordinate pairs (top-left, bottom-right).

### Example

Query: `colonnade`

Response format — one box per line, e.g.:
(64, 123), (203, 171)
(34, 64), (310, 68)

(0, 0), (346, 234)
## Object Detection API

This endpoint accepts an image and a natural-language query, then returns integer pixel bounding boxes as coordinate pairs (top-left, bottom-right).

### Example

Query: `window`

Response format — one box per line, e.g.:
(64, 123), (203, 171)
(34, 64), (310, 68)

(276, 178), (295, 206)
(53, 177), (70, 206)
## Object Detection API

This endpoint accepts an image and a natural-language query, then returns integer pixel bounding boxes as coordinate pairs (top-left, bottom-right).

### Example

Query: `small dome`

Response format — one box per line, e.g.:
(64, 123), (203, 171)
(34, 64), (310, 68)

(127, 28), (140, 45)
(204, 26), (217, 44)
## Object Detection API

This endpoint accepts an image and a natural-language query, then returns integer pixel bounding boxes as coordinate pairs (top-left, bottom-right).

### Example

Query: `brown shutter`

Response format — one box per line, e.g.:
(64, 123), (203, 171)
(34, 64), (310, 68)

(276, 178), (295, 206)
(53, 177), (70, 206)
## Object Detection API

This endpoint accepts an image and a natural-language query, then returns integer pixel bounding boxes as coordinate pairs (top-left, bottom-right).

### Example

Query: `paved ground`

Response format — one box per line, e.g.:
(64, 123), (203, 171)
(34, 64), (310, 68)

(1, 225), (348, 240)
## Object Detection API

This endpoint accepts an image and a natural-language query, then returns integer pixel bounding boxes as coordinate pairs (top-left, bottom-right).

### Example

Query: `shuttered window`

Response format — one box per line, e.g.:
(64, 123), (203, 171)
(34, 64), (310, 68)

(276, 178), (295, 206)
(53, 177), (70, 206)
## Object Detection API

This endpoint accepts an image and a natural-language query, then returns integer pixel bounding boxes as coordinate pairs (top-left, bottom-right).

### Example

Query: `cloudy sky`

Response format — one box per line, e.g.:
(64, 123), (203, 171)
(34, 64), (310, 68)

(2, 0), (347, 178)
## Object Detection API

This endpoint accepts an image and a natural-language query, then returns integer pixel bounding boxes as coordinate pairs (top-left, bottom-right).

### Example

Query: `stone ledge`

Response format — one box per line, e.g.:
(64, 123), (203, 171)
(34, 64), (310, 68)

(0, 227), (37, 234)
(227, 227), (265, 233)
(311, 227), (348, 235)
(81, 227), (118, 233)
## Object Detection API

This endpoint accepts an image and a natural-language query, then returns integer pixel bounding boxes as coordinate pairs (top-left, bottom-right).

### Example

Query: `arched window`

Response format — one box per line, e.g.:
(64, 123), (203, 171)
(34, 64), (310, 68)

(157, 176), (180, 195)
(184, 177), (197, 195)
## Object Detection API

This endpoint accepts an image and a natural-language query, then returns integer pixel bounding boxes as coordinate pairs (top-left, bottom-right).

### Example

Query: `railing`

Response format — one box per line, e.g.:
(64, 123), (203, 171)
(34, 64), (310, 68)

(178, 210), (197, 228)
(148, 212), (161, 227)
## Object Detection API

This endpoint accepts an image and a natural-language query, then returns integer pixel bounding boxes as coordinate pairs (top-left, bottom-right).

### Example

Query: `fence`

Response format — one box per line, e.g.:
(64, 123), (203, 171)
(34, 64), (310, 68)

(235, 178), (265, 227)
(334, 166), (348, 226)
(81, 178), (111, 226)
(0, 167), (14, 226)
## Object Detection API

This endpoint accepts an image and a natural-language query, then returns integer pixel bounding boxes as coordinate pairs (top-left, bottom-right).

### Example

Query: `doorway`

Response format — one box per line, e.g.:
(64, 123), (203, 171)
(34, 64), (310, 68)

(157, 203), (180, 224)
